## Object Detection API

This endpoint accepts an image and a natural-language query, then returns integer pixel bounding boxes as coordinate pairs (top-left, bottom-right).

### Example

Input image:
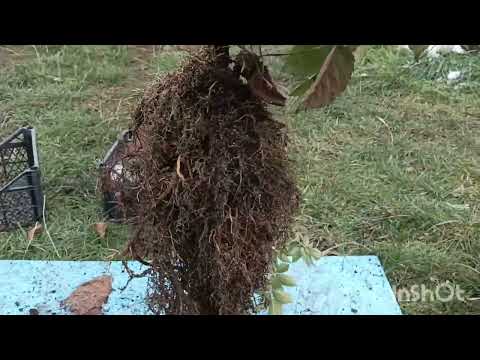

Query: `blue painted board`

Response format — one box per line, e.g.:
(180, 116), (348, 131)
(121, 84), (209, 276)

(0, 256), (402, 315)
(265, 256), (402, 315)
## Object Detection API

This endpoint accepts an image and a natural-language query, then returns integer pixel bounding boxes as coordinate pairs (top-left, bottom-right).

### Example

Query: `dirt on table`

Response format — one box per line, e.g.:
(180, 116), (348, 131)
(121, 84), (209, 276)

(122, 45), (299, 315)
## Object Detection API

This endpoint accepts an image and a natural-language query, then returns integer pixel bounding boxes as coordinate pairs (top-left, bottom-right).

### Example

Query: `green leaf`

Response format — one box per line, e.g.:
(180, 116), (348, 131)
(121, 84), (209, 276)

(279, 253), (291, 263)
(277, 274), (297, 287)
(408, 45), (429, 61)
(304, 255), (314, 266)
(288, 240), (300, 252)
(272, 289), (294, 304)
(308, 247), (323, 260)
(301, 46), (355, 110)
(283, 45), (333, 79)
(268, 300), (283, 315)
(290, 246), (303, 262)
(290, 76), (316, 97)
(270, 276), (283, 290)
(275, 262), (290, 273)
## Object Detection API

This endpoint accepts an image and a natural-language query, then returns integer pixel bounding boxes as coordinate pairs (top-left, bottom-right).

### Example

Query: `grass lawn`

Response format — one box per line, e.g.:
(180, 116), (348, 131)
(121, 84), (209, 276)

(1, 45), (479, 314)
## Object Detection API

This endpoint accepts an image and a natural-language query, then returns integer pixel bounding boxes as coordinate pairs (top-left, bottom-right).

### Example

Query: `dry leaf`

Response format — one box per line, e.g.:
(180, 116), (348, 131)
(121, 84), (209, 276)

(235, 50), (286, 106)
(302, 46), (354, 110)
(248, 66), (287, 106)
(62, 275), (113, 315)
(93, 222), (108, 238)
(27, 222), (43, 242)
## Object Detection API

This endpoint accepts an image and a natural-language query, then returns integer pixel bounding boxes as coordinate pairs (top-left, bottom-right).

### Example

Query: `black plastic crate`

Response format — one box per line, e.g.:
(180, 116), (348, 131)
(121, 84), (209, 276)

(0, 127), (43, 232)
(99, 130), (136, 223)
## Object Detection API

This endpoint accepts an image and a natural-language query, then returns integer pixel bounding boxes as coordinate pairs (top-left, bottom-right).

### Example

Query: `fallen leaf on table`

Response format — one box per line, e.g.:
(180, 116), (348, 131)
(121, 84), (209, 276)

(61, 275), (113, 315)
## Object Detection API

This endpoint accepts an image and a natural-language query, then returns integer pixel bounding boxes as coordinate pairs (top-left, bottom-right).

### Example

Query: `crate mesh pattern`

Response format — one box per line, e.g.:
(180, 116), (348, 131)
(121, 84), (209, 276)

(0, 128), (43, 231)
(0, 143), (29, 186)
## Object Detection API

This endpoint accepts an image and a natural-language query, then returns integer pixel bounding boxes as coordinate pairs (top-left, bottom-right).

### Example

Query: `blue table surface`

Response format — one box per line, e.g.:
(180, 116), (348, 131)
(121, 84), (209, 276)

(0, 256), (402, 315)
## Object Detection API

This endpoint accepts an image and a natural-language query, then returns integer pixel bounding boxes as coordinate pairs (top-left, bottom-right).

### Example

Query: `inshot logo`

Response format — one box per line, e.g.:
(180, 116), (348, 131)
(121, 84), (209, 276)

(392, 282), (466, 303)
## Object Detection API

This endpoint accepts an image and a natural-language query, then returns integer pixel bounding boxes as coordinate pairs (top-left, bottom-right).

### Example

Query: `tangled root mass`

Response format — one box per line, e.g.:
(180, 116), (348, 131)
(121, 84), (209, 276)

(123, 46), (299, 314)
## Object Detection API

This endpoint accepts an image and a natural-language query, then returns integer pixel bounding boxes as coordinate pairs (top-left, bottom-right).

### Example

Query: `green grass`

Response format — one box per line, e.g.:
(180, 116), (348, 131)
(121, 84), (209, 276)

(1, 45), (479, 314)
(286, 46), (480, 314)
(0, 45), (182, 260)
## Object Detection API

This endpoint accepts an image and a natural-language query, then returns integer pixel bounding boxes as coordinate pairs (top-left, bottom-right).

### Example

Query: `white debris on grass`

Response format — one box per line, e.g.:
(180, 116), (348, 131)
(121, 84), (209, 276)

(396, 46), (468, 84)
(397, 45), (466, 58)
(447, 70), (462, 82)
(426, 45), (465, 58)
